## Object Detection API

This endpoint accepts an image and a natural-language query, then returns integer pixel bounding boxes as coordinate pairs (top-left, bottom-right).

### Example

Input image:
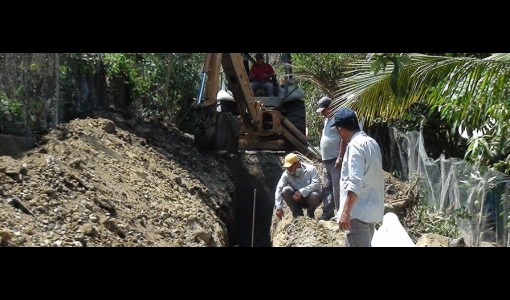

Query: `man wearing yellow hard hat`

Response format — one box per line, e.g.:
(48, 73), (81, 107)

(274, 153), (322, 219)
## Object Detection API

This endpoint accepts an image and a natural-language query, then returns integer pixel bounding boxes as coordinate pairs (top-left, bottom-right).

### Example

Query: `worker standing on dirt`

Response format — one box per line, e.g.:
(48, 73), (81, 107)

(274, 153), (322, 219)
(331, 108), (384, 247)
(249, 53), (275, 96)
(316, 96), (347, 221)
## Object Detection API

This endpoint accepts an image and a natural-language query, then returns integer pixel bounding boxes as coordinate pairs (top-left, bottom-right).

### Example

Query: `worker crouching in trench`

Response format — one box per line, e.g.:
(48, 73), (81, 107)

(274, 153), (322, 219)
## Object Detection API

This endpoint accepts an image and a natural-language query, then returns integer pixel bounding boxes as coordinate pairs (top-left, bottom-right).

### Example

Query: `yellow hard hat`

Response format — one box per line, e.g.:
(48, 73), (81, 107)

(283, 153), (299, 168)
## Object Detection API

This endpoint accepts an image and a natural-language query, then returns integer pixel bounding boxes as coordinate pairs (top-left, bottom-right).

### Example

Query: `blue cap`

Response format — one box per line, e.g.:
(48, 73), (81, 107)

(330, 108), (357, 128)
(316, 97), (332, 113)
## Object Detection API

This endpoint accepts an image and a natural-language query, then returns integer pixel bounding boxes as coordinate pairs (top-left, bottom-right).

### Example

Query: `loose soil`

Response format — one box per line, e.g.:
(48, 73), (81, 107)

(0, 108), (415, 247)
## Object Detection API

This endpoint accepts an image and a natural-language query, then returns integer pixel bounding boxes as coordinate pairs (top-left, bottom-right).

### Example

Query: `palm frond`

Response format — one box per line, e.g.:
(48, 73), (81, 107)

(332, 53), (510, 129)
(484, 53), (510, 61)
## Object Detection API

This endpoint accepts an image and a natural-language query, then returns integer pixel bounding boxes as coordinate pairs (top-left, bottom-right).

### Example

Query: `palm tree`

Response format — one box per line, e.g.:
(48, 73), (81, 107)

(330, 53), (510, 170)
(290, 53), (366, 145)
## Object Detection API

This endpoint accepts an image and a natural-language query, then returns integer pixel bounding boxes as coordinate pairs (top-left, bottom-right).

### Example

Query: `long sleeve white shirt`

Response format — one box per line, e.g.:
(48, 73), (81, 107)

(274, 162), (321, 210)
(337, 131), (385, 223)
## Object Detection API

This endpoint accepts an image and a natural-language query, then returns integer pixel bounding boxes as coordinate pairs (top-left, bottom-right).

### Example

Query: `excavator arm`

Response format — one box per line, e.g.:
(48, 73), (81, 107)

(193, 53), (320, 160)
(220, 53), (260, 133)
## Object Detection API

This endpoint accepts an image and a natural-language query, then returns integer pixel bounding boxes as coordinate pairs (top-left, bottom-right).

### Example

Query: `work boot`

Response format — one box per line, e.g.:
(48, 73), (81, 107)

(319, 213), (334, 221)
(292, 210), (304, 219)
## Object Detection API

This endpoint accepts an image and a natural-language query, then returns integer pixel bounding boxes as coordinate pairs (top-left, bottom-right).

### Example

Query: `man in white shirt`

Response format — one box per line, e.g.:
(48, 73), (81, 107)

(274, 153), (322, 219)
(316, 97), (346, 221)
(330, 108), (384, 247)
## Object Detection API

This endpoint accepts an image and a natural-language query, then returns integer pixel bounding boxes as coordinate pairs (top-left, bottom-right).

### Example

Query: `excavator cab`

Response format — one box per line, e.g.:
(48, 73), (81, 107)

(193, 53), (320, 160)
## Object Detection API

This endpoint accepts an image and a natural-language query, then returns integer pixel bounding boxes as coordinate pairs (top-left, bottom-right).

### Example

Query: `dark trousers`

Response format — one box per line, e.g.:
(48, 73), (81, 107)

(281, 186), (322, 218)
(321, 158), (340, 217)
(345, 219), (376, 247)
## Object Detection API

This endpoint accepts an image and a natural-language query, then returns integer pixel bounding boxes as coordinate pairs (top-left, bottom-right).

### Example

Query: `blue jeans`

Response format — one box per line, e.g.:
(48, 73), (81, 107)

(251, 81), (273, 96)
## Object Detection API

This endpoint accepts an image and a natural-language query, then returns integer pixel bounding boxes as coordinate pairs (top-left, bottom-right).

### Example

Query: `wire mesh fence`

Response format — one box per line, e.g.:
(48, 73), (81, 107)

(393, 127), (510, 247)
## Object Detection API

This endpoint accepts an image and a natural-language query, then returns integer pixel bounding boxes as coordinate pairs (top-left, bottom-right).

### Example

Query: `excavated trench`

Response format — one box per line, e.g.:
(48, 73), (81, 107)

(215, 151), (285, 247)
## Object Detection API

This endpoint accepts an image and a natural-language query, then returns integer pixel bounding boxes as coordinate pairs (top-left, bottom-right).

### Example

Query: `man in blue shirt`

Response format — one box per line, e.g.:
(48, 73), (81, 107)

(330, 108), (384, 247)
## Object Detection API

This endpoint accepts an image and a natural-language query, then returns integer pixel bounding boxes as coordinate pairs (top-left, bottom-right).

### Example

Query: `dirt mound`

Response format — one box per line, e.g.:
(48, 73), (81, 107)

(0, 109), (416, 247)
(0, 110), (236, 247)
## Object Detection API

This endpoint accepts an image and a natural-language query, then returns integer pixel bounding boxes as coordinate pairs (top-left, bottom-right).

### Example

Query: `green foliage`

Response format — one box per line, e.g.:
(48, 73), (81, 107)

(97, 53), (203, 132)
(335, 52), (510, 170)
(466, 132), (510, 173)
(0, 91), (22, 117)
(293, 53), (365, 97)
(0, 53), (59, 129)
(444, 53), (492, 59)
(0, 91), (23, 132)
(408, 203), (472, 239)
(291, 53), (365, 145)
(368, 53), (411, 75)
(0, 53), (206, 134)
(58, 53), (101, 120)
(462, 98), (510, 174)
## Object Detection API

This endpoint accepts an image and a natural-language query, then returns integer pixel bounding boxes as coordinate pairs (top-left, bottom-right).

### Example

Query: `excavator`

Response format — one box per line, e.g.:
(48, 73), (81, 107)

(192, 53), (321, 160)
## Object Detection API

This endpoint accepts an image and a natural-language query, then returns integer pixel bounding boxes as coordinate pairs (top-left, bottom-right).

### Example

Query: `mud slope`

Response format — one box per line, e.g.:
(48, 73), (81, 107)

(0, 109), (237, 247)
